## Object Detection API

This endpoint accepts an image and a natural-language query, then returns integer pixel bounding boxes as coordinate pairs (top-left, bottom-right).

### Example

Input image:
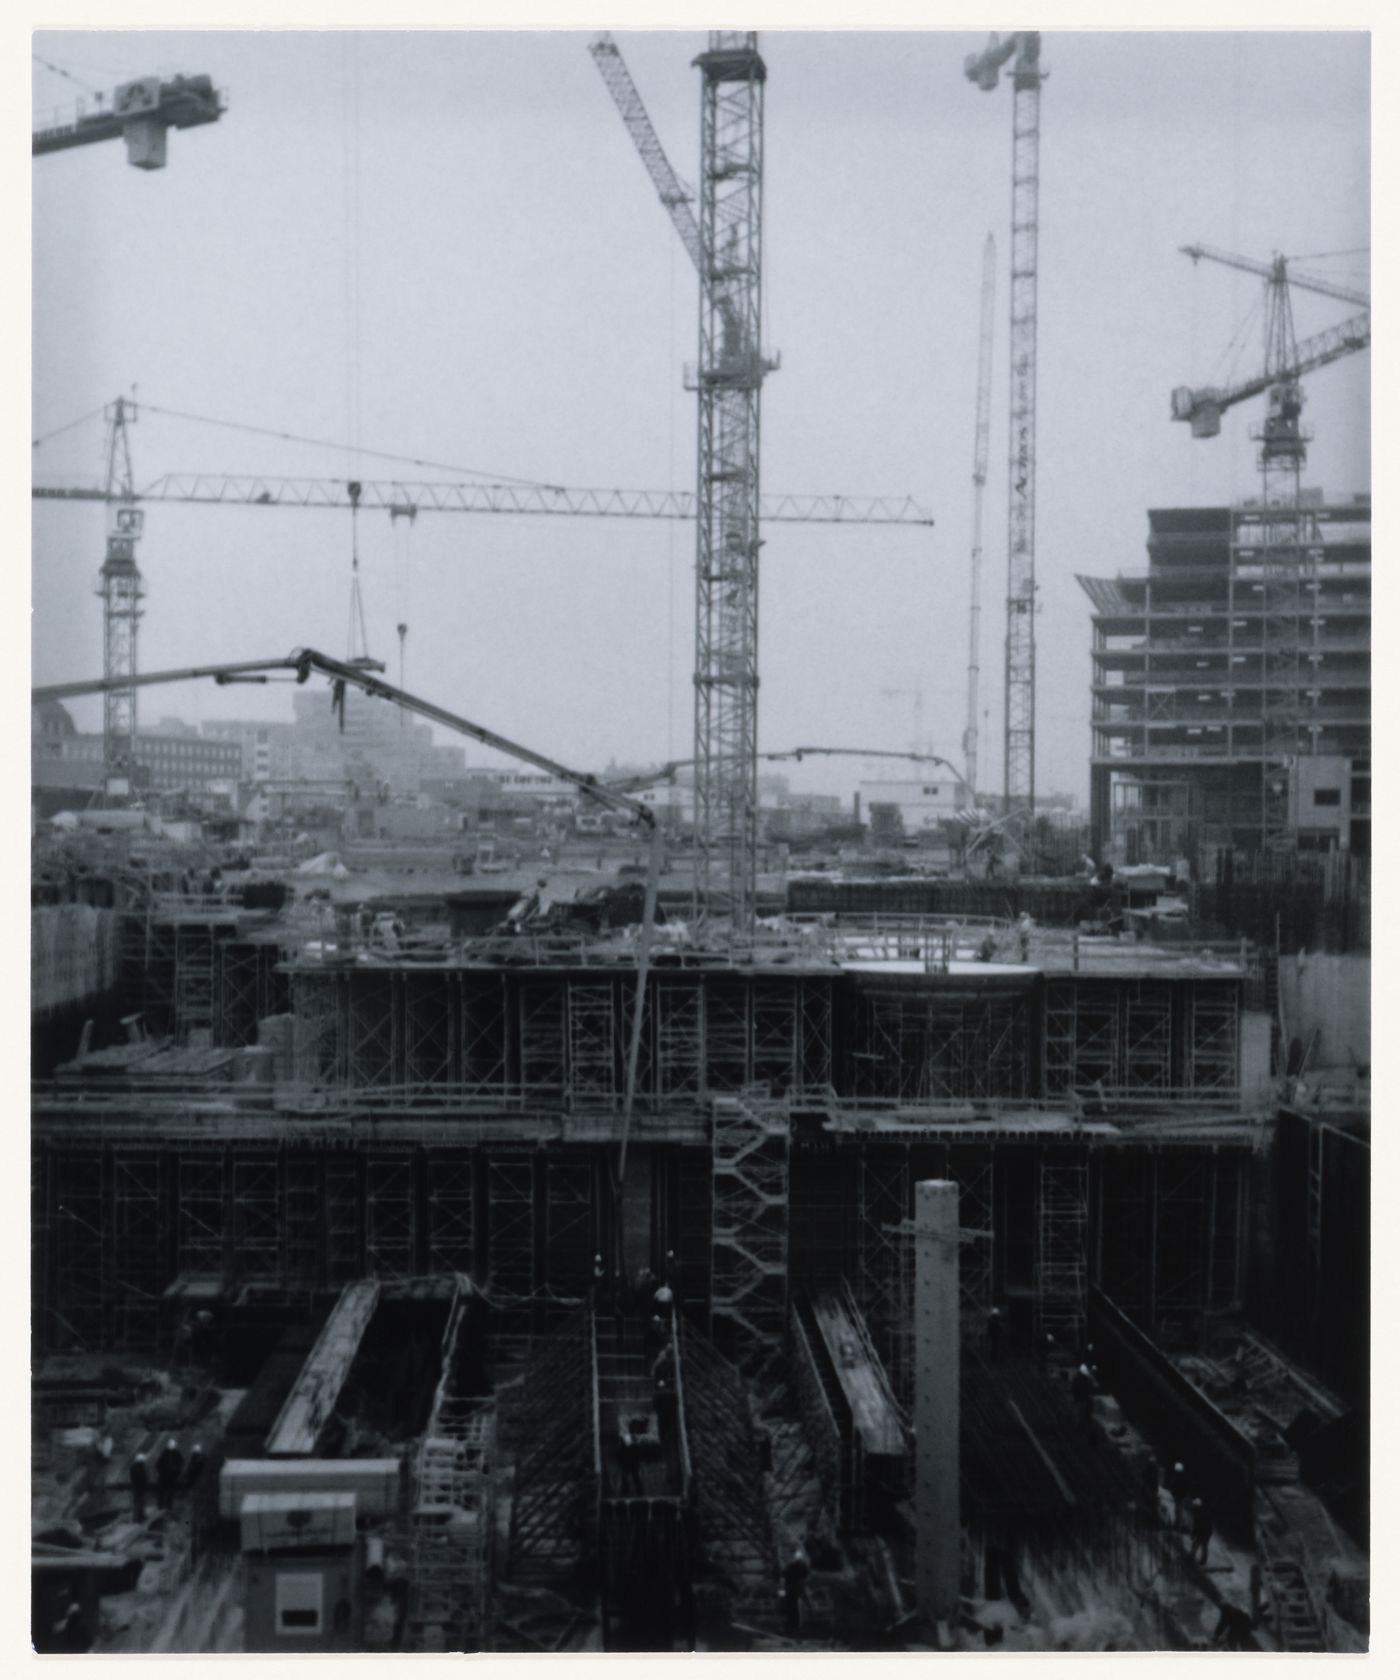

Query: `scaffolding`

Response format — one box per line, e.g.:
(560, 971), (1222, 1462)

(231, 1155), (280, 1284)
(854, 983), (1029, 1101)
(856, 1151), (913, 1408)
(709, 1093), (790, 1364)
(407, 1400), (496, 1651)
(1123, 980), (1173, 1093)
(487, 1157), (536, 1307)
(543, 1159), (595, 1297)
(426, 1151), (476, 1276)
(1036, 1157), (1088, 1343)
(366, 1151), (417, 1280)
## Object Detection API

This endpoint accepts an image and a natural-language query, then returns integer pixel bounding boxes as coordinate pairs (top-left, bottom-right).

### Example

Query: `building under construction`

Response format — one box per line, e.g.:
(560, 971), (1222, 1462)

(30, 864), (1369, 1653)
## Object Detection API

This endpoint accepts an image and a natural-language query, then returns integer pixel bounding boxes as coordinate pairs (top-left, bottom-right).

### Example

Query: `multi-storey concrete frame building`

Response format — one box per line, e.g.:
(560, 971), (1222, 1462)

(1081, 493), (1370, 863)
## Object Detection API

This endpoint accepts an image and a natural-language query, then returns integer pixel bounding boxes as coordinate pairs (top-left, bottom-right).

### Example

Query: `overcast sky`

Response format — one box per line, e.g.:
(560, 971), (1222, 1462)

(31, 29), (1369, 802)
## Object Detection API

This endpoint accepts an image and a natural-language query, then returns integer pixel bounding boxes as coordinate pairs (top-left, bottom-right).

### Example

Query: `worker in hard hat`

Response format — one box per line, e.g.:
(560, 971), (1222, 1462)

(129, 1451), (150, 1523)
(781, 1547), (811, 1635)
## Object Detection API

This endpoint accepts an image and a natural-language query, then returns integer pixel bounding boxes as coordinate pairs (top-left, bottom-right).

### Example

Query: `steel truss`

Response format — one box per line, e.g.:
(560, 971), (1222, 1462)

(709, 1092), (789, 1362)
(1036, 1156), (1088, 1343)
(691, 33), (770, 932)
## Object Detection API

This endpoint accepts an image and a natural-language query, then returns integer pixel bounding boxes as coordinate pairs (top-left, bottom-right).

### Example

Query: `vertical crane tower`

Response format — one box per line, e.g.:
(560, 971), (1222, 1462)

(591, 32), (773, 932)
(98, 397), (144, 778)
(963, 233), (996, 800)
(966, 32), (1044, 821)
(690, 34), (772, 932)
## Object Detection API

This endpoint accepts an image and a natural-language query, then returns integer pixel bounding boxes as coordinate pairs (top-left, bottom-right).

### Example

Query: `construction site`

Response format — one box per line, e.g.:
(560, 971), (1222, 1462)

(31, 29), (1368, 1658)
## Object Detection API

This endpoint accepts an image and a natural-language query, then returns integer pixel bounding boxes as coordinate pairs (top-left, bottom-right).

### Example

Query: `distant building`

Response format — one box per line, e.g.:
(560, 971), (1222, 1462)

(1079, 493), (1370, 861)
(858, 776), (971, 833)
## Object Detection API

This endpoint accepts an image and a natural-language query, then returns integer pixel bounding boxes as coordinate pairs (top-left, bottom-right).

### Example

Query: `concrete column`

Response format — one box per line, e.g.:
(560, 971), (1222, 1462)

(914, 1179), (960, 1626)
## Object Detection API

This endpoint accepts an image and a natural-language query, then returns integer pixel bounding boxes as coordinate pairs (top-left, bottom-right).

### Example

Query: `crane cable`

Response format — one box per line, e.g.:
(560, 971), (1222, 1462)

(342, 36), (369, 665)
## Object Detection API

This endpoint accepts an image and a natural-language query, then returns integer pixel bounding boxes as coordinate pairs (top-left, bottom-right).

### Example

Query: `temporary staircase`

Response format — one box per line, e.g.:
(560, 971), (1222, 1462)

(406, 1401), (496, 1651)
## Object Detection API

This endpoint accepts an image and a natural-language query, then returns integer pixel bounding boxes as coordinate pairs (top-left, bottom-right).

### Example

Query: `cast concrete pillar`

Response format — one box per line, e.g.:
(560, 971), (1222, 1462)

(914, 1178), (960, 1625)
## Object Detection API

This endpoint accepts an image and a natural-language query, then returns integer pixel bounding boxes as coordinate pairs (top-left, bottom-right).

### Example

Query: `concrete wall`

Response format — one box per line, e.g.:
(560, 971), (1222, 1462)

(1278, 953), (1370, 1071)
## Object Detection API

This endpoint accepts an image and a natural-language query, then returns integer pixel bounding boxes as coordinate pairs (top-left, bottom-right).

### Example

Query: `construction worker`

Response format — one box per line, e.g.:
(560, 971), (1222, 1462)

(653, 1279), (675, 1319)
(54, 1600), (92, 1654)
(591, 1253), (607, 1311)
(1164, 1461), (1188, 1531)
(781, 1547), (811, 1636)
(156, 1438), (184, 1511)
(1189, 1497), (1214, 1566)
(616, 1420), (644, 1498)
(128, 1451), (150, 1523)
(653, 1347), (679, 1438)
(645, 1312), (668, 1360)
(1036, 1329), (1055, 1371)
(1071, 1363), (1095, 1435)
(986, 1306), (1004, 1360)
(184, 1440), (207, 1491)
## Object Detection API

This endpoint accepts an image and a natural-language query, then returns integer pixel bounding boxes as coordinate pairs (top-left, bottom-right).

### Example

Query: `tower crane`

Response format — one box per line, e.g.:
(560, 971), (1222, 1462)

(34, 432), (932, 777)
(590, 31), (776, 935)
(1170, 244), (1369, 848)
(965, 31), (1046, 823)
(964, 233), (996, 801)
(33, 72), (223, 169)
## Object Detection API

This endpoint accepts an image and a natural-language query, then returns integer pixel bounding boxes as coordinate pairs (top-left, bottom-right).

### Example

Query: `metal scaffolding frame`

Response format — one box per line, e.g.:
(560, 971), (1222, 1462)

(709, 1093), (789, 1363)
(283, 1155), (323, 1289)
(1044, 977), (1121, 1096)
(408, 1400), (496, 1651)
(51, 1150), (106, 1346)
(404, 972), (457, 1090)
(854, 984), (1029, 1101)
(856, 1151), (913, 1408)
(366, 1150), (417, 1280)
(176, 1153), (224, 1275)
(1036, 1156), (1089, 1343)
(461, 977), (508, 1096)
(487, 1156), (536, 1306)
(231, 1155), (279, 1282)
(1123, 980), (1173, 1092)
(568, 983), (617, 1100)
(324, 1158), (362, 1283)
(111, 1150), (164, 1346)
(426, 1151), (476, 1276)
(657, 979), (704, 1096)
(1186, 980), (1240, 1091)
(518, 981), (567, 1098)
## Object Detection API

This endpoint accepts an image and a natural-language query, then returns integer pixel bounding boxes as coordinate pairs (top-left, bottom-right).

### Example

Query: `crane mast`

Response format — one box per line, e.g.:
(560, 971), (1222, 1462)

(96, 396), (144, 780)
(963, 233), (996, 799)
(691, 33), (772, 934)
(966, 31), (1044, 824)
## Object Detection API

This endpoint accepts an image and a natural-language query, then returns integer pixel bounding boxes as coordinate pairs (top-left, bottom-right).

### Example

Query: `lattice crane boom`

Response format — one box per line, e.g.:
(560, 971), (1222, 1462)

(965, 31), (1045, 821)
(964, 232), (996, 799)
(34, 474), (933, 526)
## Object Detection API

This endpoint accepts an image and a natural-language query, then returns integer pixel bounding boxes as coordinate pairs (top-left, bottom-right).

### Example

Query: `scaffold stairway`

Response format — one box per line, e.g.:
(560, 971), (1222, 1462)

(710, 1093), (790, 1361)
(406, 1402), (496, 1652)
(1260, 1548), (1328, 1653)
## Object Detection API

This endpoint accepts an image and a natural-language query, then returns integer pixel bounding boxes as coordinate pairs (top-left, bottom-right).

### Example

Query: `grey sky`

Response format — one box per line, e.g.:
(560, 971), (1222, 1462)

(31, 30), (1370, 803)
